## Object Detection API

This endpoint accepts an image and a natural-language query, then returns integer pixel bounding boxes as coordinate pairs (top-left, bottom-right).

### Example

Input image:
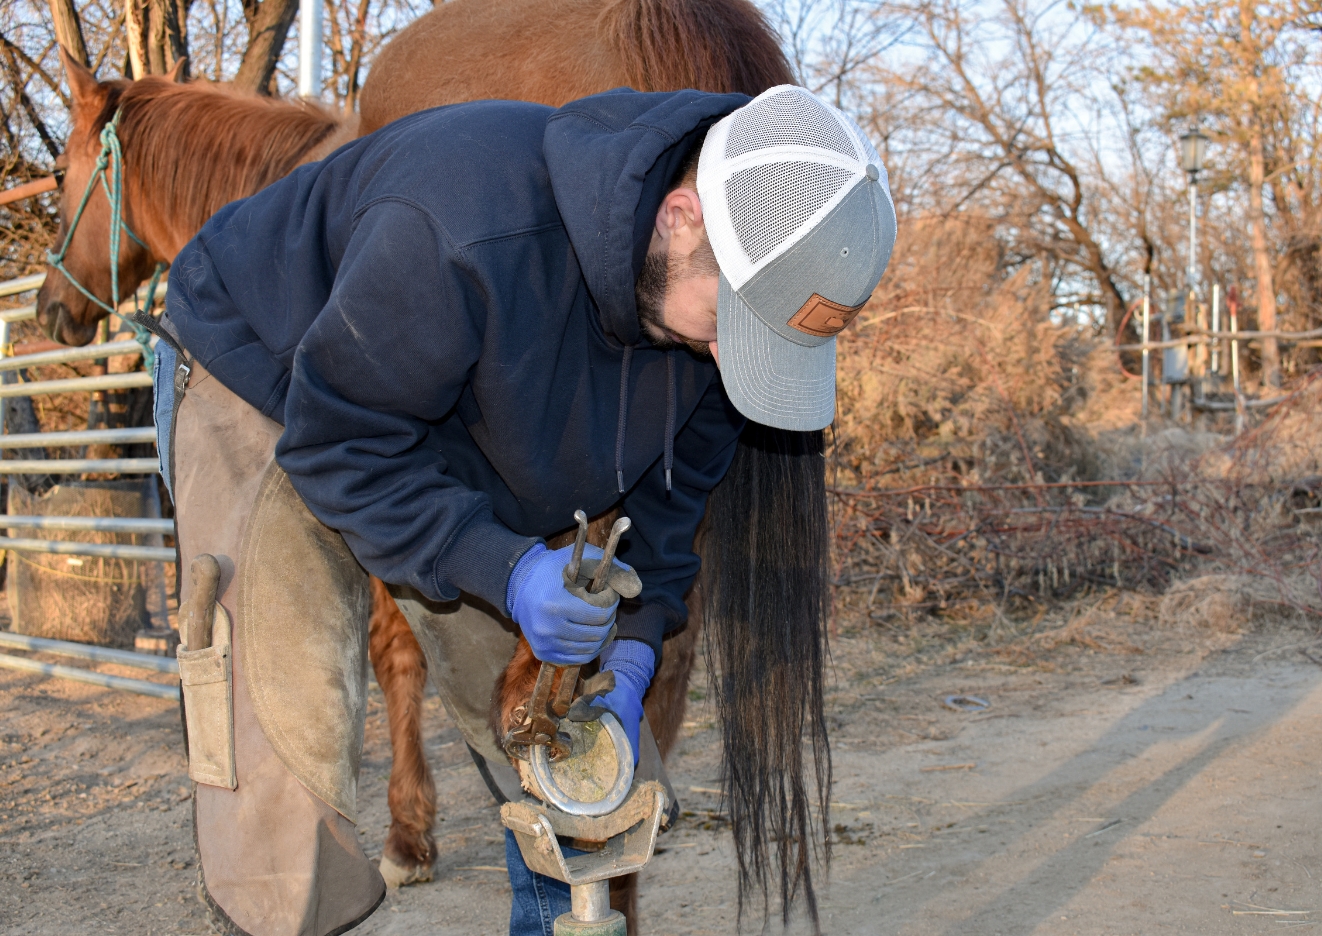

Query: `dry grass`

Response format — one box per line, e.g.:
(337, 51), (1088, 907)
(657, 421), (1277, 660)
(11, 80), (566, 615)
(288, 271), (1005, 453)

(830, 214), (1322, 642)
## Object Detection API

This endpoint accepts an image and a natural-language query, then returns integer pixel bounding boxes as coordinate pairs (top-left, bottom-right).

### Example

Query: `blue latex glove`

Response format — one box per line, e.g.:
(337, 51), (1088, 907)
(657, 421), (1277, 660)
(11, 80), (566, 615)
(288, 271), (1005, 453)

(595, 639), (655, 765)
(506, 543), (631, 665)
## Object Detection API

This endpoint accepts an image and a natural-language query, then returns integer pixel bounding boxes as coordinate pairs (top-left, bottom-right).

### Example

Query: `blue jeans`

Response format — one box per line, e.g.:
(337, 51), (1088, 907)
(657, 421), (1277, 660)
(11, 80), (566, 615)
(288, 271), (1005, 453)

(151, 338), (177, 501)
(506, 829), (583, 935)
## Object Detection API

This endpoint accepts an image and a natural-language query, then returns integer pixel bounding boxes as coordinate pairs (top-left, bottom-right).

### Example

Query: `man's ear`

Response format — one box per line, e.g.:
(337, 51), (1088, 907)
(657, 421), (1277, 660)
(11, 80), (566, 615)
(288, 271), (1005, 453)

(654, 187), (705, 248)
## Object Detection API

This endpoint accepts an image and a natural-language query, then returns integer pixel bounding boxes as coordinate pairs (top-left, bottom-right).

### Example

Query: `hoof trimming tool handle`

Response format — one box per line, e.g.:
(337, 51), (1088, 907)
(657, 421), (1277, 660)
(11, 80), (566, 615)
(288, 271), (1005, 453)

(565, 509), (589, 583)
(183, 554), (221, 651)
(589, 517), (631, 594)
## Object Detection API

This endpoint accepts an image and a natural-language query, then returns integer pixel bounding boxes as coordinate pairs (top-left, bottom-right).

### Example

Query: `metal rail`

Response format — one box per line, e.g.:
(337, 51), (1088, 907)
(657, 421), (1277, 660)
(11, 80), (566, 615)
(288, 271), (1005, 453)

(0, 537), (174, 561)
(0, 339), (142, 372)
(0, 515), (172, 534)
(0, 630), (178, 673)
(0, 652), (179, 700)
(0, 273), (45, 298)
(0, 303), (36, 324)
(0, 457), (159, 474)
(0, 280), (168, 323)
(0, 371), (153, 398)
(0, 426), (155, 448)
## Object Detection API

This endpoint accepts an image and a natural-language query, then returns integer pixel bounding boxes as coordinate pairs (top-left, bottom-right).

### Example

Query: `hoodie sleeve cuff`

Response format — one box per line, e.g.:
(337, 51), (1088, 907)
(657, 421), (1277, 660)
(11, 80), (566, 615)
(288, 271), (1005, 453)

(613, 602), (679, 663)
(433, 512), (540, 613)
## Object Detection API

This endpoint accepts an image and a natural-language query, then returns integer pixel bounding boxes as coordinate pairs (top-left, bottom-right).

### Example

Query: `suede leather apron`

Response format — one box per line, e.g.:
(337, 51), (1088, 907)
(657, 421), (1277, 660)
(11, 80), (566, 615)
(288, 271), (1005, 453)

(166, 334), (675, 936)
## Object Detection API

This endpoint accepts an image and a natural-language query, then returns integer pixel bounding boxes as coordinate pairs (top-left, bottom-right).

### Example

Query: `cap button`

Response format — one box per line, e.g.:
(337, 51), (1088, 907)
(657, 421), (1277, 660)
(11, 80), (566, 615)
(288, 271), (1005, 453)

(865, 163), (880, 181)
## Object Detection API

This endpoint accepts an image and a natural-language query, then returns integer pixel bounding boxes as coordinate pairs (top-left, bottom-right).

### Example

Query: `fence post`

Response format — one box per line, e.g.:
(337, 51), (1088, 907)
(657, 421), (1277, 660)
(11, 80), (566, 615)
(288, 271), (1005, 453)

(0, 316), (7, 436)
(1231, 302), (1244, 435)
(1210, 283), (1220, 377)
(1141, 274), (1150, 427)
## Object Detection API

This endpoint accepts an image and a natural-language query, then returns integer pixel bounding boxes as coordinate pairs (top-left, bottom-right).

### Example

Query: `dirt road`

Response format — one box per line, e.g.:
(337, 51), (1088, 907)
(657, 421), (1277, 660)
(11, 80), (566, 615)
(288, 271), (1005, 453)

(1, 610), (1318, 935)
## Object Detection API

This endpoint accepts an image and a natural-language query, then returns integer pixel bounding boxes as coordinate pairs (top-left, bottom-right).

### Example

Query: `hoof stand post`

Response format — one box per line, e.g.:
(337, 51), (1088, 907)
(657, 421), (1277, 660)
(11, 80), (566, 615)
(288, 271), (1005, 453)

(501, 781), (666, 936)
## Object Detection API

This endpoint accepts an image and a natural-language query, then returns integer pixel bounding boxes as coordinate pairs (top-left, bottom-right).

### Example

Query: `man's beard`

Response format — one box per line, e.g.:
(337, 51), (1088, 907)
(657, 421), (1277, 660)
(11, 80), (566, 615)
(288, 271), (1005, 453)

(634, 251), (713, 359)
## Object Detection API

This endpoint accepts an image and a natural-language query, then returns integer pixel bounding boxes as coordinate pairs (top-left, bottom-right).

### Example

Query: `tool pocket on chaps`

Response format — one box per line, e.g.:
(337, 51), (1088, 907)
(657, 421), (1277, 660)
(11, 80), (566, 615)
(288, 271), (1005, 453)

(177, 603), (237, 790)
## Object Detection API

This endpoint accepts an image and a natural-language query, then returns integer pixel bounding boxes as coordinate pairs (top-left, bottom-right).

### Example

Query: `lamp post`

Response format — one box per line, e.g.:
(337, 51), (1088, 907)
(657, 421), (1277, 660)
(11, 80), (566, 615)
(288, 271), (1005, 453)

(299, 0), (323, 99)
(1180, 126), (1208, 292)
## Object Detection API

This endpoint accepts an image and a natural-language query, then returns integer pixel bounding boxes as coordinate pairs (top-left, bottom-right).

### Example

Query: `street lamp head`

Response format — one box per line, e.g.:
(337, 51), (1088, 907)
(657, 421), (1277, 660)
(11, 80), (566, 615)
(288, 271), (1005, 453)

(1180, 126), (1208, 177)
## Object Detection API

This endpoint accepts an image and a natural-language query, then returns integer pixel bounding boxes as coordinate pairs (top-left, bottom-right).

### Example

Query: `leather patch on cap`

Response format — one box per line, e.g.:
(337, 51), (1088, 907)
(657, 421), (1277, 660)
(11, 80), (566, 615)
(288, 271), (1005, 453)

(786, 293), (869, 337)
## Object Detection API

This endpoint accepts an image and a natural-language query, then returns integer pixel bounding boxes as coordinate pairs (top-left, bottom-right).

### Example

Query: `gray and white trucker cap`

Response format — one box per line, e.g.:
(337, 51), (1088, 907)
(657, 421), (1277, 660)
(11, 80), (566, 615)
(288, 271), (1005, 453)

(697, 85), (896, 431)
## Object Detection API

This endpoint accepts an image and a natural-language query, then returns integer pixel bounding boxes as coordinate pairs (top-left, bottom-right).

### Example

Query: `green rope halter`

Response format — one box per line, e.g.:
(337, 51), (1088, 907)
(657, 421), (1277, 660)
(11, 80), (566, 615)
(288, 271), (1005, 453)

(45, 109), (165, 371)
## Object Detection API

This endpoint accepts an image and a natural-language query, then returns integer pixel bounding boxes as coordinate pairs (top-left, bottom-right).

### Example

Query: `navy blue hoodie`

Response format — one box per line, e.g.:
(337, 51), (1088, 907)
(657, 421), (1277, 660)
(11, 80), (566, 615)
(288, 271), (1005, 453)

(166, 89), (750, 656)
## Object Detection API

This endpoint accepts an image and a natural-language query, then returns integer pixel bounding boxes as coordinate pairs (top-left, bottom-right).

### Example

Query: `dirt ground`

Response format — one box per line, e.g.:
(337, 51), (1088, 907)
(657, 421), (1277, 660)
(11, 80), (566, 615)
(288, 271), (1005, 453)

(1, 597), (1319, 935)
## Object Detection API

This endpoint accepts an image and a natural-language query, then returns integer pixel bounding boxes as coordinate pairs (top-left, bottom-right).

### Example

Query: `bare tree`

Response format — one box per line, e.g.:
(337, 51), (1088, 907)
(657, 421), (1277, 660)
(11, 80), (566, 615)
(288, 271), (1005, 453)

(47, 0), (89, 66)
(882, 0), (1130, 332)
(768, 0), (906, 108)
(231, 0), (297, 93)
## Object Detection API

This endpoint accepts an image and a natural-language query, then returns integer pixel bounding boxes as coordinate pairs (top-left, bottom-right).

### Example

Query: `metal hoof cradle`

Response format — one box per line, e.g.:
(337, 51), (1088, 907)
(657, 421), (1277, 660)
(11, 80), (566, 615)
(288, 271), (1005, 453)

(502, 781), (667, 936)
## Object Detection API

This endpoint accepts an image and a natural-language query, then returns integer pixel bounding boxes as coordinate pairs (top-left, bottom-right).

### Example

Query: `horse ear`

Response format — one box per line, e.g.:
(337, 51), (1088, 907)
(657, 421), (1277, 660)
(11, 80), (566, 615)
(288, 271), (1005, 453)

(58, 46), (101, 109)
(164, 56), (188, 83)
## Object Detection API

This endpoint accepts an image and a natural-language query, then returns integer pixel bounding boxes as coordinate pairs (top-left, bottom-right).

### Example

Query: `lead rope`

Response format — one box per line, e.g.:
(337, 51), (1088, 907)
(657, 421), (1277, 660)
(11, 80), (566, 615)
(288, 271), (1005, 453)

(44, 109), (165, 371)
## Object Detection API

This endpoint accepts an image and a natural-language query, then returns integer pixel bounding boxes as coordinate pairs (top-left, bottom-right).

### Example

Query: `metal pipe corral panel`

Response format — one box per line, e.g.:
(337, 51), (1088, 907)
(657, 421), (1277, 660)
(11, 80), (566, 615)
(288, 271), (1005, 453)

(0, 340), (143, 372)
(0, 426), (155, 449)
(0, 273), (45, 298)
(0, 651), (179, 699)
(0, 372), (154, 399)
(0, 515), (172, 534)
(0, 537), (175, 561)
(0, 630), (179, 673)
(0, 458), (159, 474)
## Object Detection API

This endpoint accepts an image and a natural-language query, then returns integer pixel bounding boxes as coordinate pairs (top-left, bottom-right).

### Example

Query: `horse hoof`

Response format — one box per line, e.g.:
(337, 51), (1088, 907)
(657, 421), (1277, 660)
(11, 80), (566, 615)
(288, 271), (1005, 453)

(379, 853), (435, 888)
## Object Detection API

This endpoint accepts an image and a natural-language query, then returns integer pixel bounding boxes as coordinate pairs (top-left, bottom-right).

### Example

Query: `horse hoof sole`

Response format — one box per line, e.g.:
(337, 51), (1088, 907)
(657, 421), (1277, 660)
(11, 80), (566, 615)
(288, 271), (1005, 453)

(379, 854), (435, 888)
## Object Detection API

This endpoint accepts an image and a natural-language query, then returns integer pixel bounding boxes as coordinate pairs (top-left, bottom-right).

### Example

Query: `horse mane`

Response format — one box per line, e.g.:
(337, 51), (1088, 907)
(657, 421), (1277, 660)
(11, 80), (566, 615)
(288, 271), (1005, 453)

(599, 0), (794, 96)
(90, 77), (340, 239)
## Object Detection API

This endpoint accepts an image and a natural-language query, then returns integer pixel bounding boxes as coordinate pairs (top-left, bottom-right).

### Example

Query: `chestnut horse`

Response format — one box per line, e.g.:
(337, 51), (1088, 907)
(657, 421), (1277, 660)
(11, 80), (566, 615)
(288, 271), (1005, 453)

(37, 1), (830, 930)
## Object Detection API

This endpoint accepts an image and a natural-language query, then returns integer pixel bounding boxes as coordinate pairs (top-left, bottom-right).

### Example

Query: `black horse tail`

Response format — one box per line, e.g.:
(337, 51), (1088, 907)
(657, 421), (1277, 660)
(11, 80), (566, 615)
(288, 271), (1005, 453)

(700, 423), (831, 932)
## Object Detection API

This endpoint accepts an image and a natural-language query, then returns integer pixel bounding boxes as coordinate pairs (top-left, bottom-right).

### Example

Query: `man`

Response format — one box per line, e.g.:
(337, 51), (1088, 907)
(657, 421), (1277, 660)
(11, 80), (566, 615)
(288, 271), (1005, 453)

(156, 84), (895, 936)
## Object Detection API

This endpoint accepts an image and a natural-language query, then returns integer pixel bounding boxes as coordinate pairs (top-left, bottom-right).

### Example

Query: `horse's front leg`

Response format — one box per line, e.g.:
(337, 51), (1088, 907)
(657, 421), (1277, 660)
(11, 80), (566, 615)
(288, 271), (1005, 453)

(368, 576), (439, 886)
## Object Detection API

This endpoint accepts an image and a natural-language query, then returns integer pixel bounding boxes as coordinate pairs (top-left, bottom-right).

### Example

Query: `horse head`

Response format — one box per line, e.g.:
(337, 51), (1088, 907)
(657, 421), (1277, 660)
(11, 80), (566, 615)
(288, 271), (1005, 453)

(35, 48), (183, 346)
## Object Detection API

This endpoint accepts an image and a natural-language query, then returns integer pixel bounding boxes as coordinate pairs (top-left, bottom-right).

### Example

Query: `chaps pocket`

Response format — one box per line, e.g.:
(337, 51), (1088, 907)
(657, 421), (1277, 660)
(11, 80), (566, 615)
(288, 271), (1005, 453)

(178, 604), (236, 790)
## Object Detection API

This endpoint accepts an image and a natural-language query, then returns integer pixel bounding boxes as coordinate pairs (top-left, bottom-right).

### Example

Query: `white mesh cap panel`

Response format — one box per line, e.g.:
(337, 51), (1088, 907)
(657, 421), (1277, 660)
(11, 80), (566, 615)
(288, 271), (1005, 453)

(699, 85), (885, 288)
(725, 162), (854, 264)
(725, 88), (858, 160)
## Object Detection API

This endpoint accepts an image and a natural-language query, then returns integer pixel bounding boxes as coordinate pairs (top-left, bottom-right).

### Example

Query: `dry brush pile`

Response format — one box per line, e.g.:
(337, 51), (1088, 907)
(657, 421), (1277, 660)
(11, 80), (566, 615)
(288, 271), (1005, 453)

(830, 214), (1322, 634)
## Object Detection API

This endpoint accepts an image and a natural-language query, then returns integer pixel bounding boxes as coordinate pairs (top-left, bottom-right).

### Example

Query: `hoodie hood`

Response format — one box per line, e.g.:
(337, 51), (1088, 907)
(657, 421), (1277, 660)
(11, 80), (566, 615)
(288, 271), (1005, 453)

(543, 89), (750, 345)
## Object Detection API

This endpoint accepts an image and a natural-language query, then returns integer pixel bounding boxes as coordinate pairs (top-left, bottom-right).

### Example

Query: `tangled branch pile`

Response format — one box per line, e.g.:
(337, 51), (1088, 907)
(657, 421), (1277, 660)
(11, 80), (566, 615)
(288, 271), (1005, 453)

(830, 215), (1322, 628)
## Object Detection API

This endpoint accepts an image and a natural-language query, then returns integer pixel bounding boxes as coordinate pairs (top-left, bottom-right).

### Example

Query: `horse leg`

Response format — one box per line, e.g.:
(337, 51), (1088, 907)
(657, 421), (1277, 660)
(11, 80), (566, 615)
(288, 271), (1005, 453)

(610, 874), (640, 935)
(606, 585), (703, 933)
(642, 585), (702, 761)
(368, 576), (439, 887)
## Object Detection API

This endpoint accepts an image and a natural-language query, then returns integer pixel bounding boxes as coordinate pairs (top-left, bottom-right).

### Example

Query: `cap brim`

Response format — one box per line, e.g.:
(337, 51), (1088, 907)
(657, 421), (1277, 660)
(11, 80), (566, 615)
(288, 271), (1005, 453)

(717, 275), (836, 432)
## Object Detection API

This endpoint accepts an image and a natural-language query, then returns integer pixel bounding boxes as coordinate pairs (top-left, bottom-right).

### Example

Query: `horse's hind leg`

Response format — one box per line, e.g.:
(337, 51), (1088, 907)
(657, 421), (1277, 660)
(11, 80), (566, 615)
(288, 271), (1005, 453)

(606, 586), (702, 932)
(610, 873), (639, 936)
(368, 576), (438, 887)
(642, 587), (702, 762)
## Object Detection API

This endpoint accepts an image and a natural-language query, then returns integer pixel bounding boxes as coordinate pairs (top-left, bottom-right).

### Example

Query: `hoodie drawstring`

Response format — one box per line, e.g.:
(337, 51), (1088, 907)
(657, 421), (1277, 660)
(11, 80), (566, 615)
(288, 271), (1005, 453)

(615, 346), (677, 495)
(663, 352), (675, 493)
(616, 345), (633, 494)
